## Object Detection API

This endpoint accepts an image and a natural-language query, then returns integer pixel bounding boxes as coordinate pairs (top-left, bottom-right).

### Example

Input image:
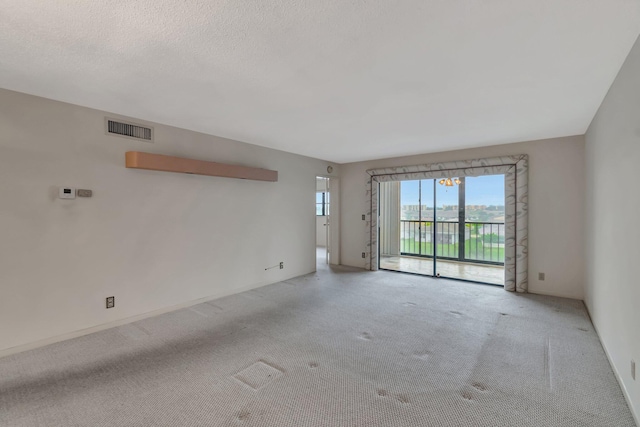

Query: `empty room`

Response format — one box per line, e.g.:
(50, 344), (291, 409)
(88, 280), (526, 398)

(1, 1), (639, 426)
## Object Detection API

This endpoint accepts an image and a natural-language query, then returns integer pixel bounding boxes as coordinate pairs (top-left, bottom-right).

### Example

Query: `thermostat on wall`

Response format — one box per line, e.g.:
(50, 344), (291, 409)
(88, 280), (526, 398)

(59, 187), (76, 199)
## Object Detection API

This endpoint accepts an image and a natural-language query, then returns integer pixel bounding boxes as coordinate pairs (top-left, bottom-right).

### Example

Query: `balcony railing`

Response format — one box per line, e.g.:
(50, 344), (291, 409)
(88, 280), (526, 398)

(400, 220), (505, 265)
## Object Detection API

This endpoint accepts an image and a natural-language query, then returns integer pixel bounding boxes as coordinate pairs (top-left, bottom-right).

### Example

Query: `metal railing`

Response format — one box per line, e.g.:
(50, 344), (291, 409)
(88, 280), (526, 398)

(400, 220), (505, 264)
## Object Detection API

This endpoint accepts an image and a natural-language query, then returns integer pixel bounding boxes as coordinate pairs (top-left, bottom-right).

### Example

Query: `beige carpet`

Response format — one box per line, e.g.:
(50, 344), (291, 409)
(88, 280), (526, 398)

(0, 263), (635, 426)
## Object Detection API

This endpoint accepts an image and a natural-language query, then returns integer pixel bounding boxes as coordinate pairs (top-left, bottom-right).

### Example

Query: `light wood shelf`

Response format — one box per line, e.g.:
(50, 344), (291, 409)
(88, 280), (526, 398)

(125, 151), (278, 182)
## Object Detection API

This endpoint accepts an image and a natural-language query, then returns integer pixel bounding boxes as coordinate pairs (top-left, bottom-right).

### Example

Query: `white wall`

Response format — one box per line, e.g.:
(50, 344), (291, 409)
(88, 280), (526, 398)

(316, 177), (328, 192)
(585, 35), (640, 422)
(340, 136), (585, 299)
(0, 89), (339, 354)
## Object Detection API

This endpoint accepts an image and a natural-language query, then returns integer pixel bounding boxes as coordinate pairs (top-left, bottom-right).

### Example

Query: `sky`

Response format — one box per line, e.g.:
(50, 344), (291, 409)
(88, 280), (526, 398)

(400, 174), (505, 206)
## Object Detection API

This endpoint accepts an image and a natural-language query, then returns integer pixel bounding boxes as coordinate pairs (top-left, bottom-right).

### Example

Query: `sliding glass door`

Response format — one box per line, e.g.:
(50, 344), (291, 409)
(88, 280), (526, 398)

(379, 174), (505, 285)
(397, 180), (435, 275)
(464, 175), (506, 265)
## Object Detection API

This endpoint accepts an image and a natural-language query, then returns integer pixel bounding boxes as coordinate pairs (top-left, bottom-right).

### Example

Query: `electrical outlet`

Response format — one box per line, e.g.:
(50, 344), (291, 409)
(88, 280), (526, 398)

(279, 262), (284, 269)
(106, 296), (115, 309)
(362, 214), (365, 220)
(538, 272), (545, 281)
(632, 360), (636, 380)
(362, 252), (366, 258)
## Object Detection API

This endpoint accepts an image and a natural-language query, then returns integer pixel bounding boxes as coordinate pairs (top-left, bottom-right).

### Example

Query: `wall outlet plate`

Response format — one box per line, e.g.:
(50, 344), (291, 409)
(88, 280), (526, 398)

(59, 187), (76, 199)
(106, 296), (115, 309)
(77, 189), (93, 197)
(538, 272), (545, 281)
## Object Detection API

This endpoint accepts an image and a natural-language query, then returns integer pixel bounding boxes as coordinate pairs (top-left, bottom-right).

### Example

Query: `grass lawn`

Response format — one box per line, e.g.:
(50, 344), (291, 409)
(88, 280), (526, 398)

(400, 238), (504, 263)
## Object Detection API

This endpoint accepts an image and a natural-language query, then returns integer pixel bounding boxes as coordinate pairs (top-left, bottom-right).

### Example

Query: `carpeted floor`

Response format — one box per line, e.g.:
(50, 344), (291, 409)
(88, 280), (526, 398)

(0, 260), (635, 426)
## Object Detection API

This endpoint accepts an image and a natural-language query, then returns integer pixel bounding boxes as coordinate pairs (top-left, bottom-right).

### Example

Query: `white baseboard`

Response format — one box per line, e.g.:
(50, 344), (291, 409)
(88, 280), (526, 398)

(0, 276), (298, 359)
(583, 302), (639, 427)
(527, 288), (583, 300)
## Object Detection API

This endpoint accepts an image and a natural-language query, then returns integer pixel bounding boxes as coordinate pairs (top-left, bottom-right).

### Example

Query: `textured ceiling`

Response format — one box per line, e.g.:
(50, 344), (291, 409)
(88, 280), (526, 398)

(1, 1), (639, 163)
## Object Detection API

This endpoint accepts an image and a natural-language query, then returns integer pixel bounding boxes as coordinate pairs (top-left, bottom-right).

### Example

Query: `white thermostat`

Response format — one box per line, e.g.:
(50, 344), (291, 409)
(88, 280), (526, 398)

(59, 187), (76, 199)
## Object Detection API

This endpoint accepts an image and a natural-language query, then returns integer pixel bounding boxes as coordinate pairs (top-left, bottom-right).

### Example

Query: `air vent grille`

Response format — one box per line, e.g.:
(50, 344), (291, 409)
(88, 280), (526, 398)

(107, 119), (153, 141)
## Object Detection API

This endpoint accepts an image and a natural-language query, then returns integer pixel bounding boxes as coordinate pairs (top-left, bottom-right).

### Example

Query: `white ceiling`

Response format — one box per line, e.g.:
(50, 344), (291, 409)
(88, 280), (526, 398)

(1, 1), (639, 163)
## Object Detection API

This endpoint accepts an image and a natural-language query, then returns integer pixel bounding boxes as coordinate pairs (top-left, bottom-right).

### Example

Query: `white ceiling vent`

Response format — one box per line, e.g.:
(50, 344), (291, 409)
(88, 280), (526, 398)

(106, 118), (153, 142)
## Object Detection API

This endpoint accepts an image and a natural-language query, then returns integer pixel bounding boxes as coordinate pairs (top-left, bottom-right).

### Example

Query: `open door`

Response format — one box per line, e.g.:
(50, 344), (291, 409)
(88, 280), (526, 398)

(316, 176), (340, 267)
(325, 178), (330, 264)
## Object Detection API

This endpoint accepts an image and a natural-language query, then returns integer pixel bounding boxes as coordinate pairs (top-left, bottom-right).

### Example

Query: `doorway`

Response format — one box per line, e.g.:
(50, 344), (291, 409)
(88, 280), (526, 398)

(316, 177), (329, 266)
(379, 174), (506, 286)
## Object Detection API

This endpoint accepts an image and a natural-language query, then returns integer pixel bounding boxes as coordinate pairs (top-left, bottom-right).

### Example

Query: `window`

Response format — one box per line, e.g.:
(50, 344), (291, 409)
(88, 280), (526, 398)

(316, 192), (329, 216)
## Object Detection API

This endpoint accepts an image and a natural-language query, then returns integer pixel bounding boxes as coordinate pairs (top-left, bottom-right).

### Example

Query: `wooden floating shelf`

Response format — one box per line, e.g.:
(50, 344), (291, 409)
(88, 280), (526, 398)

(125, 151), (278, 182)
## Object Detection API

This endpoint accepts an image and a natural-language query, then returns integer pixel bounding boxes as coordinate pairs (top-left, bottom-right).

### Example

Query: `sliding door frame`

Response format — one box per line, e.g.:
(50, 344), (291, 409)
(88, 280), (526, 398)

(366, 155), (528, 293)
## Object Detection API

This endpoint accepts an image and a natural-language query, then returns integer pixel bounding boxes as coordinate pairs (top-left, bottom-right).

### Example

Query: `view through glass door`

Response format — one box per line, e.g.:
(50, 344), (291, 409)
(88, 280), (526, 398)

(379, 175), (505, 286)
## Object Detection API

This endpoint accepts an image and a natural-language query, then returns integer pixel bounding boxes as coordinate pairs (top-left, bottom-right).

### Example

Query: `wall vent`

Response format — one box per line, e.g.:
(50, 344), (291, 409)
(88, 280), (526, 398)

(106, 118), (153, 142)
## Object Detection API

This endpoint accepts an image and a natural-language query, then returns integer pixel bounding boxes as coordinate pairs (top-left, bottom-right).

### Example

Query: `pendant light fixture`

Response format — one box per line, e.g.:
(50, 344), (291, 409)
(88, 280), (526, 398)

(438, 177), (461, 187)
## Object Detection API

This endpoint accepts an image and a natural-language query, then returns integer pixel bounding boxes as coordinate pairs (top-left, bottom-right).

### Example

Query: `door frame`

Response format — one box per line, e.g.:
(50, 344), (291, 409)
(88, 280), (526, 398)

(316, 176), (340, 266)
(366, 155), (528, 293)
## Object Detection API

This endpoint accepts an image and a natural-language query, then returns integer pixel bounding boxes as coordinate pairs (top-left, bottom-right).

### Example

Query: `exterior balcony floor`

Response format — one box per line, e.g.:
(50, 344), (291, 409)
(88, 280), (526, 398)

(380, 254), (504, 286)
